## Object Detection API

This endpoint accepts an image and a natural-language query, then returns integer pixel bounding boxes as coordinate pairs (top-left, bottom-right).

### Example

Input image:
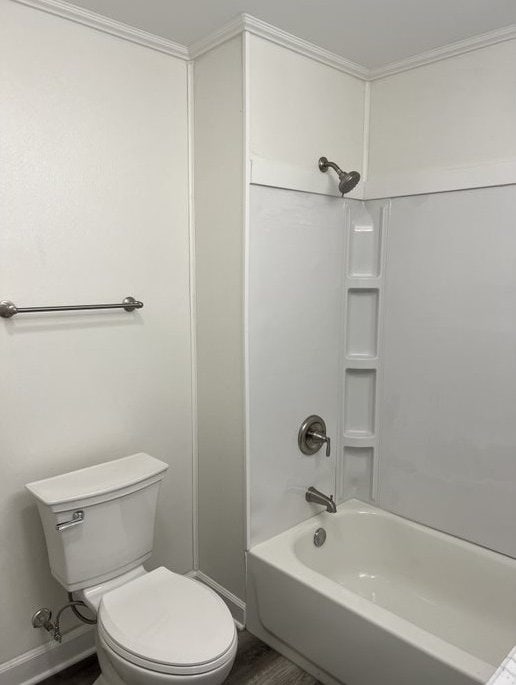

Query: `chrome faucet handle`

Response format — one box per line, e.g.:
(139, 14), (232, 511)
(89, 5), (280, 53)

(307, 430), (331, 457)
(298, 415), (331, 457)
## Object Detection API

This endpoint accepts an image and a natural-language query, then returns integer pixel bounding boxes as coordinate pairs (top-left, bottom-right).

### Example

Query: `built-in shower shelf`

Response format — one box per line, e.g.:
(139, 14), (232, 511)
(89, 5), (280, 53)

(345, 357), (379, 368)
(346, 277), (382, 288)
(346, 288), (379, 359)
(340, 446), (374, 502)
(343, 432), (376, 443)
(339, 200), (389, 506)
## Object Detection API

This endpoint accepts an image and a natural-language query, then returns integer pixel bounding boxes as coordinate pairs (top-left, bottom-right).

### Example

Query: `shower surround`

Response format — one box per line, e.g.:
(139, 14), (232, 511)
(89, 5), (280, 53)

(248, 185), (387, 547)
(248, 183), (516, 556)
(246, 182), (516, 683)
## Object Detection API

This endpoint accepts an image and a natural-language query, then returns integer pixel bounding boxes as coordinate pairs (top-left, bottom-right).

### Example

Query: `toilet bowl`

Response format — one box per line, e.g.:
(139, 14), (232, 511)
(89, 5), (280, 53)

(26, 454), (238, 685)
(97, 637), (237, 685)
(89, 567), (237, 685)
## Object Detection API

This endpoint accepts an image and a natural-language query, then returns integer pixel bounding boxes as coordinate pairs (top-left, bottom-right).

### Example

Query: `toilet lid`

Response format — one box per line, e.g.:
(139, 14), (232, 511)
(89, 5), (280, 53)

(98, 567), (236, 675)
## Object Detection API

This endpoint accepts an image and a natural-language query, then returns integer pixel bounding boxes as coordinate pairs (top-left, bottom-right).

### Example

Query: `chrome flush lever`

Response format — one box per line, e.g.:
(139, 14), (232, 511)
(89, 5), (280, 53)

(56, 510), (84, 532)
(298, 415), (331, 457)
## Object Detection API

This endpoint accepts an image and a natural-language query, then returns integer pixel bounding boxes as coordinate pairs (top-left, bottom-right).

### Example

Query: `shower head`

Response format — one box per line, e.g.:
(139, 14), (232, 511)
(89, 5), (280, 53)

(338, 170), (361, 195)
(318, 157), (360, 195)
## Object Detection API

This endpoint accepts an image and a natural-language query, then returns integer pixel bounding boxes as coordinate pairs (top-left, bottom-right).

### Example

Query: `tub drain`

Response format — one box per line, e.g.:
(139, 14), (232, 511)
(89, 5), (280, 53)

(313, 527), (326, 547)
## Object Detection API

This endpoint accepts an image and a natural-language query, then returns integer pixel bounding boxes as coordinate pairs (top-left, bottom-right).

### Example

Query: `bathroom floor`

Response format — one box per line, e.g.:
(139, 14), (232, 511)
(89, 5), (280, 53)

(41, 630), (322, 684)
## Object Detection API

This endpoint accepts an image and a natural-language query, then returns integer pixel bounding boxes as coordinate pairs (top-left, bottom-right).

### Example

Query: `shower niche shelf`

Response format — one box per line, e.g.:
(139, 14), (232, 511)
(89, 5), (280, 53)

(345, 289), (379, 359)
(344, 369), (376, 437)
(339, 201), (389, 505)
(346, 205), (383, 278)
(340, 446), (374, 502)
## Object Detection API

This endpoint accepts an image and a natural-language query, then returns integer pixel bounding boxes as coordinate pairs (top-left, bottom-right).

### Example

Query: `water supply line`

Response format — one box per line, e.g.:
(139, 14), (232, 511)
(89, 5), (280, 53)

(32, 597), (96, 643)
(68, 592), (97, 625)
(53, 601), (94, 643)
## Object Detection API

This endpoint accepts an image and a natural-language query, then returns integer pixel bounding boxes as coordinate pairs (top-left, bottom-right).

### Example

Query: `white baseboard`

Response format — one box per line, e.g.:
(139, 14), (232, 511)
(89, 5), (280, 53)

(0, 624), (95, 685)
(188, 570), (246, 628)
(0, 574), (244, 685)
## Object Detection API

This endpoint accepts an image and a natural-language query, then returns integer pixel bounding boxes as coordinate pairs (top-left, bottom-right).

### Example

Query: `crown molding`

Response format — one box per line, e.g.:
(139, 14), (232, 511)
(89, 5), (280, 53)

(189, 15), (245, 59)
(189, 15), (516, 81)
(12, 0), (190, 60)
(240, 14), (369, 79)
(190, 13), (369, 79)
(10, 2), (516, 81)
(369, 23), (516, 80)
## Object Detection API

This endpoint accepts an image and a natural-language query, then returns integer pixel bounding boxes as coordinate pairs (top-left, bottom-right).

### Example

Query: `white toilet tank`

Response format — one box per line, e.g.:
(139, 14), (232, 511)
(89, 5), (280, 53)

(26, 454), (168, 591)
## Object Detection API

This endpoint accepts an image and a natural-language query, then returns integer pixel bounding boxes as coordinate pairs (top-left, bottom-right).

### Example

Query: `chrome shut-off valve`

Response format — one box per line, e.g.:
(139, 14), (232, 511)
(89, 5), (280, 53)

(298, 415), (331, 457)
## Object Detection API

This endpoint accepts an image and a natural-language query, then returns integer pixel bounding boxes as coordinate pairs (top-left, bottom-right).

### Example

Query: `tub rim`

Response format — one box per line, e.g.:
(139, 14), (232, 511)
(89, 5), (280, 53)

(248, 498), (512, 682)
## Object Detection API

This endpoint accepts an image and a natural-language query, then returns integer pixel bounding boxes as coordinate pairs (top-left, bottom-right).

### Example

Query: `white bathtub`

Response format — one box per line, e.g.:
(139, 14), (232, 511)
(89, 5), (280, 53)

(247, 499), (516, 685)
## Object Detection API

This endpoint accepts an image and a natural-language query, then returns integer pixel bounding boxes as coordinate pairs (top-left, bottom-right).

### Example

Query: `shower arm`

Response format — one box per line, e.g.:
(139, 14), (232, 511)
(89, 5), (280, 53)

(318, 157), (344, 176)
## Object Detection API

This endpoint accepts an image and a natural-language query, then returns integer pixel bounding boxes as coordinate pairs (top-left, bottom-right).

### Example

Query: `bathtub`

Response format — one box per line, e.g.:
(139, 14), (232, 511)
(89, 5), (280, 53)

(246, 499), (516, 685)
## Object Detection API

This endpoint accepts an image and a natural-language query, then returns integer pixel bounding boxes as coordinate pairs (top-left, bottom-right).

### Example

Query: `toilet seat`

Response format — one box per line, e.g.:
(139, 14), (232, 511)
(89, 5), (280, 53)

(98, 567), (237, 676)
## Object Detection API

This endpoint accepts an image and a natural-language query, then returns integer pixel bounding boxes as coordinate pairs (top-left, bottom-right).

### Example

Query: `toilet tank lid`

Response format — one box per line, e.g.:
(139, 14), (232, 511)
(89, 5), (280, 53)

(25, 454), (168, 506)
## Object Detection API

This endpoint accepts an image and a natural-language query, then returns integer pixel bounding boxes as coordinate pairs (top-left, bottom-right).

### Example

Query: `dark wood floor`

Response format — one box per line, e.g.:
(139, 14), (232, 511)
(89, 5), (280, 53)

(42, 630), (322, 684)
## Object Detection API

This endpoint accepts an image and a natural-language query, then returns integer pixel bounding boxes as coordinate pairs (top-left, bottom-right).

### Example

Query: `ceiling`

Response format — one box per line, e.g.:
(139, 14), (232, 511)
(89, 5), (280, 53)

(61, 0), (516, 68)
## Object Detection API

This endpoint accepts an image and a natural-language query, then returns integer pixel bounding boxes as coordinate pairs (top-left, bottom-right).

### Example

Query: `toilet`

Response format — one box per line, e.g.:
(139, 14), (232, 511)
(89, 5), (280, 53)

(26, 453), (238, 685)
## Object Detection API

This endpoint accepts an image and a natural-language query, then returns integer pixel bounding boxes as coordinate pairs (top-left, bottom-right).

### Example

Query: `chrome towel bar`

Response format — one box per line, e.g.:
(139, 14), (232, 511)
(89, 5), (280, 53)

(0, 296), (143, 318)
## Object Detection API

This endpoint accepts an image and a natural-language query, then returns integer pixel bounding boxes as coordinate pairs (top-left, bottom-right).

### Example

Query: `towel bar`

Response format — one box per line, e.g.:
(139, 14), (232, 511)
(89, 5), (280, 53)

(0, 296), (143, 318)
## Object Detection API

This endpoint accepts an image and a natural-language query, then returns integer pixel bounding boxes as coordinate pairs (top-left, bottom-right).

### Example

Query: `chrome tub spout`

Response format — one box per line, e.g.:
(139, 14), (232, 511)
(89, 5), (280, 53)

(305, 486), (337, 513)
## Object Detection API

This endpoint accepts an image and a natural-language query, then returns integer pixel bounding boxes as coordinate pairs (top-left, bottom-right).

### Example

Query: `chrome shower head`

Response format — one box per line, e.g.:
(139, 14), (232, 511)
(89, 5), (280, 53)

(338, 170), (361, 195)
(318, 157), (360, 195)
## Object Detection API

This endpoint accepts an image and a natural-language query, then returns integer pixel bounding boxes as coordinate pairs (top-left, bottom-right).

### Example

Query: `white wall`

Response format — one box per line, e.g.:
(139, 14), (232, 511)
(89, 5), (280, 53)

(367, 39), (516, 198)
(194, 36), (246, 601)
(247, 33), (516, 201)
(248, 186), (346, 545)
(377, 185), (516, 558)
(0, 0), (192, 666)
(248, 34), (367, 198)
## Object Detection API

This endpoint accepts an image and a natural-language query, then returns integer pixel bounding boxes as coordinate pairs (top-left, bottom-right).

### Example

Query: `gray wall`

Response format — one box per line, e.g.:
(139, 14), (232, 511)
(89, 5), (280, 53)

(377, 185), (516, 556)
(194, 37), (246, 600)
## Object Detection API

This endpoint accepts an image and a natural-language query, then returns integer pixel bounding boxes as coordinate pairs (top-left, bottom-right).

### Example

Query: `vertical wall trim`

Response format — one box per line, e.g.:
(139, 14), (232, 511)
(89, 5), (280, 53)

(190, 570), (246, 626)
(373, 200), (391, 503)
(335, 203), (351, 498)
(243, 31), (252, 553)
(362, 81), (371, 182)
(187, 59), (199, 571)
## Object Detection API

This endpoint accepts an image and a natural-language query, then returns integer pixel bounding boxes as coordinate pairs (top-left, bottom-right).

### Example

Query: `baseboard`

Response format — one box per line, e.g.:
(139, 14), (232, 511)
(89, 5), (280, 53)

(0, 624), (95, 685)
(0, 575), (243, 685)
(188, 570), (246, 628)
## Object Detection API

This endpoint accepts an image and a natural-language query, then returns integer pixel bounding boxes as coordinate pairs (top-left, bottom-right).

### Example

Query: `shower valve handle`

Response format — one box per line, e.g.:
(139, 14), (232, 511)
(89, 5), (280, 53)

(308, 430), (331, 457)
(298, 415), (331, 457)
